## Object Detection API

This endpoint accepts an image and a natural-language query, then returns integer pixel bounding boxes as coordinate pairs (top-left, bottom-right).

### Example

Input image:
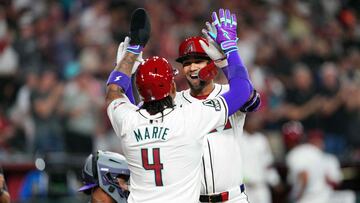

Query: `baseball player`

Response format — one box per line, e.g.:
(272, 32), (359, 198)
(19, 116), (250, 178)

(106, 8), (254, 203)
(174, 16), (260, 203)
(78, 150), (130, 203)
(241, 115), (281, 203)
(283, 121), (332, 203)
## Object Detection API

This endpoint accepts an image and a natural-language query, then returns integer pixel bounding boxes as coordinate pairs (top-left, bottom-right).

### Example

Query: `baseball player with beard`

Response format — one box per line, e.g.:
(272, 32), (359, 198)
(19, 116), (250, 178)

(106, 8), (254, 203)
(174, 11), (260, 203)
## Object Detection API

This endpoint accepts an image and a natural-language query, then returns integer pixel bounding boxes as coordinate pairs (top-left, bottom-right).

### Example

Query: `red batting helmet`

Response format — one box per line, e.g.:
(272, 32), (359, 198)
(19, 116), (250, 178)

(282, 121), (304, 149)
(136, 56), (174, 102)
(176, 36), (211, 63)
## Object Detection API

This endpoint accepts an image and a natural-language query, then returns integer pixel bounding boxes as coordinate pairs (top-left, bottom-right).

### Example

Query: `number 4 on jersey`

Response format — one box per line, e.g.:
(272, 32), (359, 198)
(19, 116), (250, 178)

(141, 148), (164, 186)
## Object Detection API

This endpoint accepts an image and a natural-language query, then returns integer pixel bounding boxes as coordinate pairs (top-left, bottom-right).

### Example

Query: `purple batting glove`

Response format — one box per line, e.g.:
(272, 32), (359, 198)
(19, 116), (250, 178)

(211, 9), (238, 55)
(127, 44), (143, 55)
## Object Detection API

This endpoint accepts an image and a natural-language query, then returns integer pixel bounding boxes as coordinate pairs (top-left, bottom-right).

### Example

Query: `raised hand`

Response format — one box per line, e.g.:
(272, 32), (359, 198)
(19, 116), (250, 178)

(127, 8), (151, 55)
(211, 9), (238, 55)
(199, 22), (227, 68)
(116, 36), (144, 74)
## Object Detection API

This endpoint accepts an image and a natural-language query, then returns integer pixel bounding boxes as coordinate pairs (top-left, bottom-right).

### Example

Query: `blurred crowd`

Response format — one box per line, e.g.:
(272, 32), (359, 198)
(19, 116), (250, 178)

(0, 0), (359, 163)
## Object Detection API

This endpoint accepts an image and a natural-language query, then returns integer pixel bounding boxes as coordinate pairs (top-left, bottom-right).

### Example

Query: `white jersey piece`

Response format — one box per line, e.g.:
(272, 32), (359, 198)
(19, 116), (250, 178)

(286, 144), (331, 203)
(241, 131), (280, 203)
(175, 84), (246, 196)
(323, 153), (342, 188)
(107, 96), (228, 203)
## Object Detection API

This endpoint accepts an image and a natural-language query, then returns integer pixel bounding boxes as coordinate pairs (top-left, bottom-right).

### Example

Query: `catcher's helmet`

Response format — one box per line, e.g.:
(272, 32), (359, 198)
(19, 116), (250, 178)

(78, 150), (130, 202)
(282, 121), (304, 149)
(136, 56), (174, 102)
(176, 36), (211, 63)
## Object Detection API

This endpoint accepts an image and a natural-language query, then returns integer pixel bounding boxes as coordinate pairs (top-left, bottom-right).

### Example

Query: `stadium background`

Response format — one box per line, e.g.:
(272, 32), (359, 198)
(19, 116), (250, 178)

(0, 0), (359, 202)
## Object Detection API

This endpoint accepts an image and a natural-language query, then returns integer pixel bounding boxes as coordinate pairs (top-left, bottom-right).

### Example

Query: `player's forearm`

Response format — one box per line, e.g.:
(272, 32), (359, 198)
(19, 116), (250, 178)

(105, 85), (125, 106)
(114, 52), (138, 76)
(105, 52), (137, 106)
(221, 51), (253, 116)
(222, 74), (253, 116)
(125, 84), (136, 104)
(227, 51), (250, 80)
(221, 65), (260, 112)
(115, 52), (137, 104)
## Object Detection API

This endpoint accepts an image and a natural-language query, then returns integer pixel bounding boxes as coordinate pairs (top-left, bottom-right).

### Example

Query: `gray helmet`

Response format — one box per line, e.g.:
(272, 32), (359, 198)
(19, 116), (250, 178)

(78, 150), (130, 202)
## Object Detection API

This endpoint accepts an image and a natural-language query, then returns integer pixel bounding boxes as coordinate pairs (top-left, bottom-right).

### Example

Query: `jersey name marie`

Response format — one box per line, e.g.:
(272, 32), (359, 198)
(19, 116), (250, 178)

(133, 126), (169, 142)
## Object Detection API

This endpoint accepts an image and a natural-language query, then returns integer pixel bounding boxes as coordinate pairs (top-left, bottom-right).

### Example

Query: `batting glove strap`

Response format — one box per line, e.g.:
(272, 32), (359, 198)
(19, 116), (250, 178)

(126, 45), (143, 55)
(106, 70), (131, 91)
(221, 40), (238, 55)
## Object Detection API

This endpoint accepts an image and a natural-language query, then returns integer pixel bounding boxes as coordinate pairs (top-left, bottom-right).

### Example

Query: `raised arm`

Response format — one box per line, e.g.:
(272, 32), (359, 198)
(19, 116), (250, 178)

(206, 9), (254, 116)
(105, 51), (138, 106)
(200, 13), (260, 113)
(113, 36), (144, 104)
(105, 8), (150, 106)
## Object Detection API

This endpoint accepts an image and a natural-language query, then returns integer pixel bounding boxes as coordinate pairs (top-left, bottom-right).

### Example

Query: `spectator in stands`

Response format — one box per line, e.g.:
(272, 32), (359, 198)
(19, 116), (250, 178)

(61, 51), (104, 154)
(30, 69), (64, 154)
(0, 108), (14, 152)
(317, 62), (348, 156)
(9, 71), (38, 152)
(276, 64), (323, 131)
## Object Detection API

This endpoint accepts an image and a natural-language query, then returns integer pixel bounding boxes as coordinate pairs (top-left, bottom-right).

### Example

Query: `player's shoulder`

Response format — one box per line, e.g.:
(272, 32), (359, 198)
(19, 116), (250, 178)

(107, 98), (138, 114)
(175, 89), (192, 105)
(323, 153), (339, 165)
(206, 83), (228, 99)
(215, 83), (229, 93)
(287, 144), (320, 162)
(176, 96), (226, 114)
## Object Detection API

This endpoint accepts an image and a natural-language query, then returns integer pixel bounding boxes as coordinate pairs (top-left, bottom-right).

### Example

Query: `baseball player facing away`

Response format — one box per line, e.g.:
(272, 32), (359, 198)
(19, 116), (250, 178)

(106, 9), (254, 203)
(283, 121), (332, 203)
(174, 16), (260, 203)
(241, 116), (281, 203)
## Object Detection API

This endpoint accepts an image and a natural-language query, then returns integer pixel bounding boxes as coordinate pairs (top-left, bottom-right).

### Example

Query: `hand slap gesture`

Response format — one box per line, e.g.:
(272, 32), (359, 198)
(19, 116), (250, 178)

(211, 9), (238, 54)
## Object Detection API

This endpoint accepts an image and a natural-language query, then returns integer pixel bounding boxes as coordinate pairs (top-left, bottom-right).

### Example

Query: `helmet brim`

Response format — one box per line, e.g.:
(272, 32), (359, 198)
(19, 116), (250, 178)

(175, 53), (211, 63)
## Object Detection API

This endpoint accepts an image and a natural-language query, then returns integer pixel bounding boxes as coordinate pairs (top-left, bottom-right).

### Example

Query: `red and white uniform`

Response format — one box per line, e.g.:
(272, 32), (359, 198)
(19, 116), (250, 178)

(175, 84), (249, 202)
(107, 96), (228, 203)
(286, 144), (331, 203)
(241, 131), (280, 203)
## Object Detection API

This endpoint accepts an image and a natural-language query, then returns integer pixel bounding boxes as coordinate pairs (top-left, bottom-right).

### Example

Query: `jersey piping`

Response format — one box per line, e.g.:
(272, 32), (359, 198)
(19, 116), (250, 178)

(207, 139), (216, 193)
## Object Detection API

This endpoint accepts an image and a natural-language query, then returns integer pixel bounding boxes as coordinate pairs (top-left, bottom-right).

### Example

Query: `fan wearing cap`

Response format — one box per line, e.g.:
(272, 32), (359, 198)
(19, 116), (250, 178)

(78, 150), (130, 203)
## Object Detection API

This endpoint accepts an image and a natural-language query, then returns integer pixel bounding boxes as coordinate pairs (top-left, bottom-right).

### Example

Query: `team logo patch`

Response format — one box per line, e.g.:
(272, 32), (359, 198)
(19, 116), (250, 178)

(202, 99), (221, 111)
(185, 41), (195, 54)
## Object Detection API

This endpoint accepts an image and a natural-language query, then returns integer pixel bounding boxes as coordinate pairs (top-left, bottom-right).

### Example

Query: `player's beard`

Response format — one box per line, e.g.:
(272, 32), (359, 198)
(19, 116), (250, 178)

(186, 78), (208, 92)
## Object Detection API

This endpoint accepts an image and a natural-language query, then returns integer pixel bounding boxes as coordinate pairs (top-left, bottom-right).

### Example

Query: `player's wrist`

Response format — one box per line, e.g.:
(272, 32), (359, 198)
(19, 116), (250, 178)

(214, 57), (228, 68)
(106, 70), (131, 91)
(126, 44), (143, 55)
(221, 39), (238, 55)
